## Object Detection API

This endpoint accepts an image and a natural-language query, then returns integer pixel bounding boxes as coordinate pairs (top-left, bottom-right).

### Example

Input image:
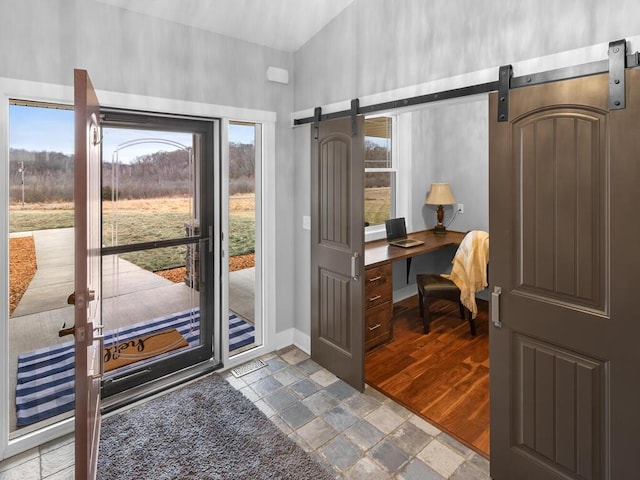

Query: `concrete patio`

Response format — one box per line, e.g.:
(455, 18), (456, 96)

(8, 227), (255, 434)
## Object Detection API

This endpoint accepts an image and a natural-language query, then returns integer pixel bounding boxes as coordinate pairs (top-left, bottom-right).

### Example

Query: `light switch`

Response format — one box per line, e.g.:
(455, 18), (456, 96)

(303, 215), (311, 230)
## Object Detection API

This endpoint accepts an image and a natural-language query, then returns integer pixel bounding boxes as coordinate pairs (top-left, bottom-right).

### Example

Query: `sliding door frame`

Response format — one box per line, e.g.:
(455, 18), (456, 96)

(98, 108), (218, 400)
(220, 120), (278, 369)
(0, 76), (277, 461)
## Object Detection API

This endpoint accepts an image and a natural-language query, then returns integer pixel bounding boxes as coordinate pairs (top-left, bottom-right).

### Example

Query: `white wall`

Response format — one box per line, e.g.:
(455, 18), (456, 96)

(292, 0), (640, 336)
(410, 97), (489, 234)
(0, 0), (297, 335)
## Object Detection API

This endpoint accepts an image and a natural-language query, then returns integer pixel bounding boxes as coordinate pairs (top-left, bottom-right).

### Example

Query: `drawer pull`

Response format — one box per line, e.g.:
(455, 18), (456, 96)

(368, 275), (382, 282)
(368, 323), (381, 331)
(369, 295), (382, 302)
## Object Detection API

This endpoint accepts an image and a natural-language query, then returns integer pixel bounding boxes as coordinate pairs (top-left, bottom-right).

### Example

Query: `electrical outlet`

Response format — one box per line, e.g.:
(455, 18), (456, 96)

(457, 203), (464, 214)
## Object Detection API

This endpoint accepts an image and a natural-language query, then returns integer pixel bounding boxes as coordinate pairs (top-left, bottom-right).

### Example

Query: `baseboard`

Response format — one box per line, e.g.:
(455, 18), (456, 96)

(273, 328), (310, 355)
(393, 284), (419, 303)
(293, 329), (311, 355)
(274, 328), (294, 351)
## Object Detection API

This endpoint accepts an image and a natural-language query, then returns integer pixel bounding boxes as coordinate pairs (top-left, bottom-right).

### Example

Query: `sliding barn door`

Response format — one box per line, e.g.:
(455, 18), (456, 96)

(489, 69), (640, 479)
(73, 69), (103, 480)
(310, 116), (365, 391)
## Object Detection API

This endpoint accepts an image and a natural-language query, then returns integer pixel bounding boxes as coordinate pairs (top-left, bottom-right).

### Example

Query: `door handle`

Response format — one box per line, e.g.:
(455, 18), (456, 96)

(351, 252), (360, 281)
(491, 286), (503, 328)
(67, 290), (96, 305)
(59, 324), (76, 338)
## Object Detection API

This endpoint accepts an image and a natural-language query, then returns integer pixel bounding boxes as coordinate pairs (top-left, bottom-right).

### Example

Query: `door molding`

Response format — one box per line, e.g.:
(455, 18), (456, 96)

(219, 120), (280, 370)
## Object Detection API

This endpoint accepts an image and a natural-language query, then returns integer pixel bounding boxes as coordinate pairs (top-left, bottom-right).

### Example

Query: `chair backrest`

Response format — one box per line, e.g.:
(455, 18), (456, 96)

(452, 230), (490, 285)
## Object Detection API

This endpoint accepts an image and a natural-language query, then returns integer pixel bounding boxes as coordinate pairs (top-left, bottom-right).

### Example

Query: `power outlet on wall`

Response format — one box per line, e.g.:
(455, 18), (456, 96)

(457, 203), (464, 214)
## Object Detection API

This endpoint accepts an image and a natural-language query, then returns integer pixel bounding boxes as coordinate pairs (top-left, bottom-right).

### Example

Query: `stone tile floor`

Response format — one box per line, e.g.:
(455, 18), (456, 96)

(0, 346), (490, 479)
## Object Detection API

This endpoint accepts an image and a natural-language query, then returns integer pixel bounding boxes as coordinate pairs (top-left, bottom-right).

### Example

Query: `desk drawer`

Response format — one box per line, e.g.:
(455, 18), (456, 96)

(365, 263), (392, 308)
(365, 301), (392, 351)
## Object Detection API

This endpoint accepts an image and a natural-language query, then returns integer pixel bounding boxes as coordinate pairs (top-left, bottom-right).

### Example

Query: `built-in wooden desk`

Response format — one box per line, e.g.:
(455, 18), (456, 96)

(363, 230), (465, 351)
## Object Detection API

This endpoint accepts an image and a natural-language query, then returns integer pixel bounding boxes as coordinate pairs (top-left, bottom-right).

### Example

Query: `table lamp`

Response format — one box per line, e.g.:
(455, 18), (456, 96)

(425, 183), (456, 234)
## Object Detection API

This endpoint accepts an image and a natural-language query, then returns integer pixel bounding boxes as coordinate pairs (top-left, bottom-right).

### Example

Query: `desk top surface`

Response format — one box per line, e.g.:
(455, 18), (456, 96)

(365, 229), (465, 267)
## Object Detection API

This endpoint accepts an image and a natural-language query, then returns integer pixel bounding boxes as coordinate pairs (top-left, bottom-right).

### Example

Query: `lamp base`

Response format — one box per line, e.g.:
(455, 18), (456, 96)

(433, 224), (447, 234)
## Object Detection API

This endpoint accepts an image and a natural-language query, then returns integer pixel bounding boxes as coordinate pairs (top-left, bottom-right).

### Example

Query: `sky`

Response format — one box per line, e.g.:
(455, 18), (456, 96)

(9, 105), (256, 161)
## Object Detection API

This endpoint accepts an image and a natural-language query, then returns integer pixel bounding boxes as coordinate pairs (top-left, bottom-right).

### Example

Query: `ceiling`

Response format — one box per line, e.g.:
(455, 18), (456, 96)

(95, 0), (355, 52)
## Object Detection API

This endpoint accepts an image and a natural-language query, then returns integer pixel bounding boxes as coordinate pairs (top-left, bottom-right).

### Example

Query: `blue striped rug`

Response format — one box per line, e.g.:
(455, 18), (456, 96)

(15, 310), (254, 427)
(229, 313), (255, 352)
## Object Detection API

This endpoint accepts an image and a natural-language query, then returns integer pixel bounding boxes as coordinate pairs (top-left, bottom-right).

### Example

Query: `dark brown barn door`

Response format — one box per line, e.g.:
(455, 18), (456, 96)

(311, 116), (365, 391)
(72, 69), (103, 479)
(489, 69), (640, 479)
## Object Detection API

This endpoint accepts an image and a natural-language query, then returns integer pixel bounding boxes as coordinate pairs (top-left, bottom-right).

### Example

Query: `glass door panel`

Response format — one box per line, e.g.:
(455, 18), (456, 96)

(100, 113), (216, 398)
(8, 102), (76, 437)
(228, 122), (262, 355)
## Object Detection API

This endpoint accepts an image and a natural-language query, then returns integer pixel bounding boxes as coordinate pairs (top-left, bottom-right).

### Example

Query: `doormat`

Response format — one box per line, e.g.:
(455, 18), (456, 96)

(229, 312), (255, 352)
(104, 328), (188, 372)
(15, 308), (200, 427)
(15, 310), (255, 427)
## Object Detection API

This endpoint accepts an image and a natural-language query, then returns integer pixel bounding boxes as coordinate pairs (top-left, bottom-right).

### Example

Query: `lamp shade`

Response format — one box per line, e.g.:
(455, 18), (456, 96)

(425, 183), (456, 205)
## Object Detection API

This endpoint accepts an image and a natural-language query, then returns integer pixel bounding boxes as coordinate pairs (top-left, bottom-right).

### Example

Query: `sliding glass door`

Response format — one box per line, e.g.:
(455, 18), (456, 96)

(100, 111), (218, 398)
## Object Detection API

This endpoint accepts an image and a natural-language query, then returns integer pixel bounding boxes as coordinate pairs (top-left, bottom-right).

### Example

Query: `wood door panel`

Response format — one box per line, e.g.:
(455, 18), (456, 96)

(491, 68), (640, 479)
(311, 116), (365, 391)
(514, 109), (606, 311)
(513, 335), (605, 478)
(319, 268), (351, 352)
(320, 136), (351, 249)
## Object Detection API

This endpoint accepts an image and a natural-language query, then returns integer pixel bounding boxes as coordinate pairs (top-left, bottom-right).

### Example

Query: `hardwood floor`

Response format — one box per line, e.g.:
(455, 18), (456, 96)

(365, 295), (490, 457)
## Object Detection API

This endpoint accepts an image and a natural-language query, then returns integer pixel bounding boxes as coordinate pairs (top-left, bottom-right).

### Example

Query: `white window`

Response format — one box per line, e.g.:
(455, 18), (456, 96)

(365, 115), (397, 235)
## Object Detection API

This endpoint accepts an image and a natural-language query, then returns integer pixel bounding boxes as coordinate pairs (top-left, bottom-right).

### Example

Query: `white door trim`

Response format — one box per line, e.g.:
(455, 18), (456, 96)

(0, 76), (277, 460)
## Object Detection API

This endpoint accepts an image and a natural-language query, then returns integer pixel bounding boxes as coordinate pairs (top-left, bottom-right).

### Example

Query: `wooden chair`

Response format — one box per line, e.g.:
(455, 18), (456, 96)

(415, 230), (489, 336)
(416, 273), (475, 335)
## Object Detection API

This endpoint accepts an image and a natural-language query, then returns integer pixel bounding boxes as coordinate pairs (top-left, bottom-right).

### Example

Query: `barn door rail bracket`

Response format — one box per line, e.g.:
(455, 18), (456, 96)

(313, 107), (322, 140)
(294, 37), (640, 127)
(609, 39), (627, 110)
(497, 65), (513, 122)
(350, 99), (360, 136)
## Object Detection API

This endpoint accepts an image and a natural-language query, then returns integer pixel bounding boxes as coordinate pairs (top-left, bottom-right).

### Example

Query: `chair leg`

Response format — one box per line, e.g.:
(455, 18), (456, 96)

(467, 309), (476, 336)
(418, 289), (424, 318)
(422, 297), (432, 334)
(458, 301), (465, 319)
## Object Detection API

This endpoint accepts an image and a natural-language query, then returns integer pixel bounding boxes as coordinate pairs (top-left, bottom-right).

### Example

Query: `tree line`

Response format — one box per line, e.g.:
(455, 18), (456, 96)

(8, 143), (256, 203)
(9, 140), (386, 203)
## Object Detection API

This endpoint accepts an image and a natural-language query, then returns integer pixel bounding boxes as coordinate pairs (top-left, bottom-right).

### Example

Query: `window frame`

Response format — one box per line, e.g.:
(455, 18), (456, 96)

(364, 113), (411, 242)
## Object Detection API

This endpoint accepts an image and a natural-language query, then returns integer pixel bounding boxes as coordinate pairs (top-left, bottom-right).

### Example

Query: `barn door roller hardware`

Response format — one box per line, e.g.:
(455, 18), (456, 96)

(609, 39), (627, 110)
(313, 107), (322, 140)
(350, 99), (360, 136)
(295, 37), (640, 127)
(497, 65), (513, 122)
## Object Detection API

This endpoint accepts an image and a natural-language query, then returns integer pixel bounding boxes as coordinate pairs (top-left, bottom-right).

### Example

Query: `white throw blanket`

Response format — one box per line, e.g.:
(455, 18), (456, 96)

(442, 230), (489, 318)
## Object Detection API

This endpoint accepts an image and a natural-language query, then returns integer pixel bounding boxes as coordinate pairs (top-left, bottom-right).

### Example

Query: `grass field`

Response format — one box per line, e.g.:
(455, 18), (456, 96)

(10, 196), (256, 271)
(365, 187), (392, 226)
(9, 189), (392, 271)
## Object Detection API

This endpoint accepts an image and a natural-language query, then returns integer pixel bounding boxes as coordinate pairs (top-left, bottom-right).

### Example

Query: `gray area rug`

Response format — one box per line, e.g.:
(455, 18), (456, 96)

(97, 373), (334, 480)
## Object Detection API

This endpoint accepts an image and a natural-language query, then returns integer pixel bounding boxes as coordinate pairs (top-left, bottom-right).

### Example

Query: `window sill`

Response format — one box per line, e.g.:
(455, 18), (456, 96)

(365, 225), (387, 243)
